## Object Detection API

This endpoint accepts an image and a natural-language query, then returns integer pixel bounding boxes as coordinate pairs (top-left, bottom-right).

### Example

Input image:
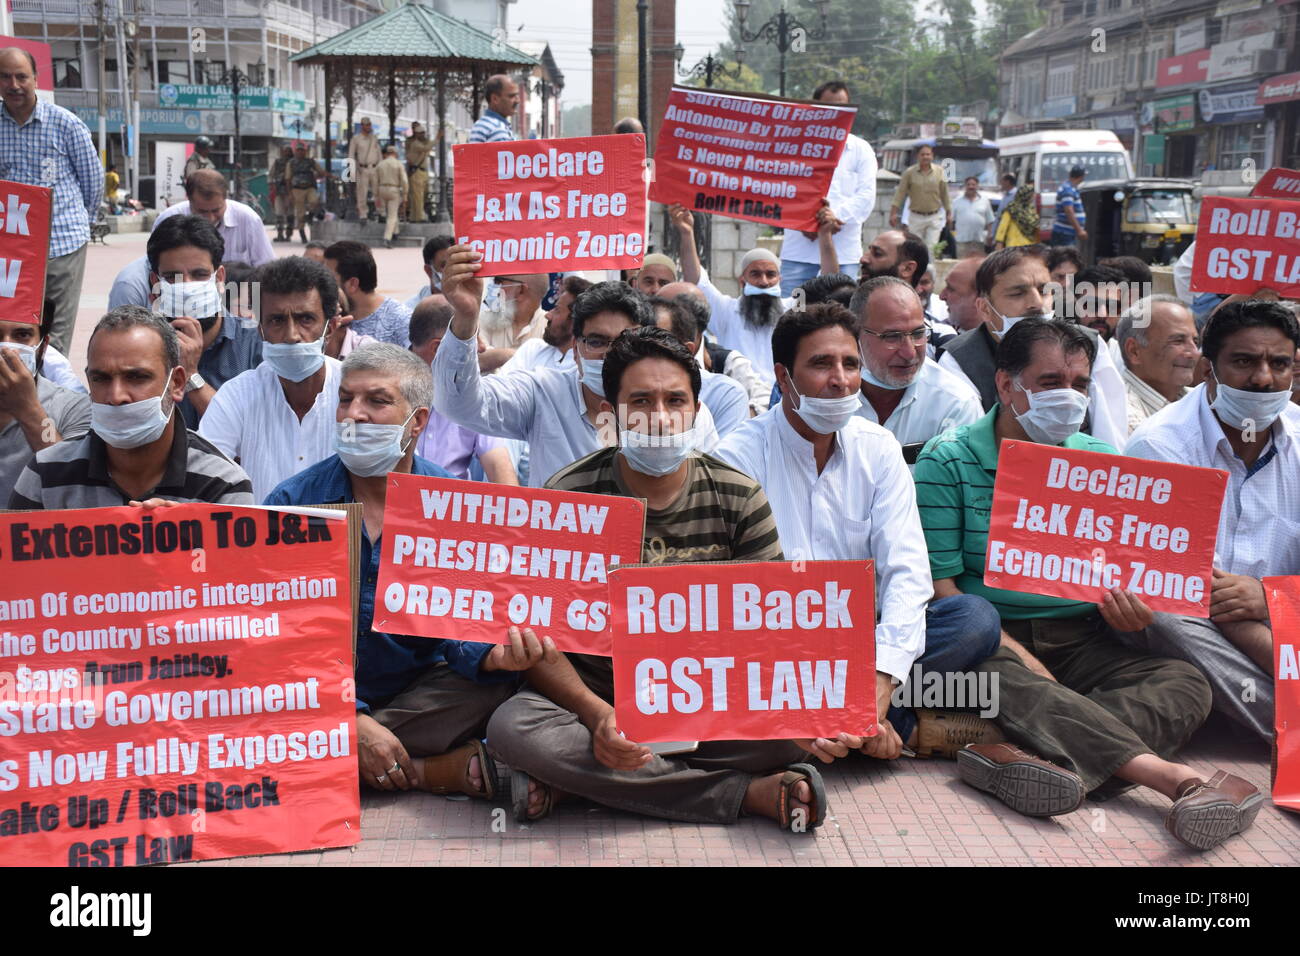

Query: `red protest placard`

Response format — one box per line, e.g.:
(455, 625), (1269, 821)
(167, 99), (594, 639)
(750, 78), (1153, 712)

(609, 560), (876, 742)
(1263, 576), (1300, 813)
(0, 180), (53, 326)
(1250, 167), (1300, 201)
(373, 474), (646, 656)
(452, 133), (649, 278)
(649, 86), (857, 231)
(984, 442), (1227, 616)
(1190, 196), (1300, 298)
(0, 504), (360, 867)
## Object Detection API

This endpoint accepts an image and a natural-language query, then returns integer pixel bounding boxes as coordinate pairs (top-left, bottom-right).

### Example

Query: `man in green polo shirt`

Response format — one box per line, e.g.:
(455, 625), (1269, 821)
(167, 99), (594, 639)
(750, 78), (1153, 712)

(914, 318), (1262, 852)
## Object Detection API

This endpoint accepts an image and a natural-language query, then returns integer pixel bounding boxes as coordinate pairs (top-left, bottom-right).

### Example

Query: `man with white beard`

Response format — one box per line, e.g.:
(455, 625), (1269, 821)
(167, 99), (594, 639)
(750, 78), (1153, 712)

(669, 204), (796, 392)
(478, 273), (550, 372)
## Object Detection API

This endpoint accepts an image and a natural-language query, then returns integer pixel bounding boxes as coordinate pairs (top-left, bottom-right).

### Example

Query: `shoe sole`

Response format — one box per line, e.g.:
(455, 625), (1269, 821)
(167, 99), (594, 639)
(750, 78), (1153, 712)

(957, 749), (1085, 817)
(1166, 792), (1266, 851)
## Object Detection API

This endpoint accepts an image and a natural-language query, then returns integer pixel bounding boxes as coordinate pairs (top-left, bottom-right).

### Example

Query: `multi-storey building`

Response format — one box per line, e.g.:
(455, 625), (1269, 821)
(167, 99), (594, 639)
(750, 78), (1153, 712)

(998, 0), (1297, 176)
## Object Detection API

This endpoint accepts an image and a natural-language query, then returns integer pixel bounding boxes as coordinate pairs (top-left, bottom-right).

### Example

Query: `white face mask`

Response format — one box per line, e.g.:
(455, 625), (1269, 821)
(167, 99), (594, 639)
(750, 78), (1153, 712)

(619, 425), (696, 477)
(788, 378), (862, 434)
(263, 328), (327, 383)
(1210, 369), (1293, 432)
(154, 275), (222, 320)
(743, 283), (782, 298)
(1011, 378), (1088, 445)
(579, 356), (605, 397)
(991, 306), (1053, 336)
(335, 411), (417, 478)
(0, 341), (38, 376)
(92, 388), (174, 450)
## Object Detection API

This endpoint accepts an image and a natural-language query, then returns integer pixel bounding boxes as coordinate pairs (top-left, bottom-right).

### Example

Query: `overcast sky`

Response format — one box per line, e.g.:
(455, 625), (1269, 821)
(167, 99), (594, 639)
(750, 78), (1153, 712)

(507, 0), (733, 107)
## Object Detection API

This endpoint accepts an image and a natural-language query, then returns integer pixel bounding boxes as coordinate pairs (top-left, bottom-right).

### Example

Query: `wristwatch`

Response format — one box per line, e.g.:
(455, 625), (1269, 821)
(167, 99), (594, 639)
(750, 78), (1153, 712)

(184, 372), (207, 394)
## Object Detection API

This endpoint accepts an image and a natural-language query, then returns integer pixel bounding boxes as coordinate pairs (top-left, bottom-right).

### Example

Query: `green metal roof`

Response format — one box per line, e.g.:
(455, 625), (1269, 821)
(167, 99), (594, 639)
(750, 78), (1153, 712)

(290, 3), (538, 68)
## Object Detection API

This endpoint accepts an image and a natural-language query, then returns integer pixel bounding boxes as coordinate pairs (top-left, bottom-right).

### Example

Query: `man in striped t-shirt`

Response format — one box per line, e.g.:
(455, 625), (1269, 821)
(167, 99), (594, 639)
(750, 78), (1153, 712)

(468, 75), (518, 144)
(487, 326), (833, 831)
(915, 318), (1259, 851)
(9, 307), (253, 510)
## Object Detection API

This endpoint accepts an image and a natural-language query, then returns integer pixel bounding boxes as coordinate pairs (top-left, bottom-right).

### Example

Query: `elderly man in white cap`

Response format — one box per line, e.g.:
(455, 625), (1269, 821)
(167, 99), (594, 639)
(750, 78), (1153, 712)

(634, 253), (678, 297)
(669, 205), (796, 391)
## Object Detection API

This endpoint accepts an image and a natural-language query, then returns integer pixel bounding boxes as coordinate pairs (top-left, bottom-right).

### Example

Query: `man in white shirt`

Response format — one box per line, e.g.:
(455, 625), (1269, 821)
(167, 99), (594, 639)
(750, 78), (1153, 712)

(937, 254), (985, 332)
(778, 80), (877, 293)
(1115, 295), (1200, 434)
(951, 175), (995, 258)
(433, 247), (719, 488)
(715, 302), (1002, 759)
(659, 281), (772, 417)
(852, 277), (982, 465)
(652, 294), (751, 438)
(632, 253), (678, 297)
(200, 256), (342, 501)
(1122, 300), (1300, 741)
(478, 273), (550, 370)
(501, 275), (590, 374)
(671, 207), (796, 392)
(939, 246), (1128, 449)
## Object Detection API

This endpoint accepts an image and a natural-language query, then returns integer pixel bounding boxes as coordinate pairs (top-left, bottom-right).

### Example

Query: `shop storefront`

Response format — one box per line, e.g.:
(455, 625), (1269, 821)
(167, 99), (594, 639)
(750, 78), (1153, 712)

(1144, 94), (1201, 177)
(1258, 72), (1300, 169)
(1199, 83), (1271, 172)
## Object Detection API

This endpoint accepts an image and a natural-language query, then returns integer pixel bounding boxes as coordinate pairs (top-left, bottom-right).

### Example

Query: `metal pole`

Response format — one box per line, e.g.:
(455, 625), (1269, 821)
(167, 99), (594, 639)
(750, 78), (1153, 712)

(323, 62), (333, 214)
(637, 0), (648, 133)
(232, 69), (242, 196)
(96, 0), (107, 165)
(777, 10), (787, 98)
(435, 68), (448, 223)
(705, 55), (714, 89)
(387, 68), (397, 148)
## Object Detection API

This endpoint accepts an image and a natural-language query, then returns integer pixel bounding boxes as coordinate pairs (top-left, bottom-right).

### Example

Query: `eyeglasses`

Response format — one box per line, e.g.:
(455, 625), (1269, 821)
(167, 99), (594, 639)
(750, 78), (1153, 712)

(861, 326), (930, 349)
(578, 335), (614, 353)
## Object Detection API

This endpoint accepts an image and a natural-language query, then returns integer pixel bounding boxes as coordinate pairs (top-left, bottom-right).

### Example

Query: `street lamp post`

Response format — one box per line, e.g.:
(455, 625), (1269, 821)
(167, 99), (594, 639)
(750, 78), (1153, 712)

(637, 0), (649, 133)
(733, 0), (830, 98)
(206, 59), (266, 198)
(673, 43), (745, 89)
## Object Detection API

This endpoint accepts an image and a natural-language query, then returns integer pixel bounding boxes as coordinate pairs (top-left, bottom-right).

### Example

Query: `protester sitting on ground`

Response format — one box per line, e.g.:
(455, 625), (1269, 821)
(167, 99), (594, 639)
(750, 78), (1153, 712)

(433, 247), (720, 487)
(852, 277), (982, 465)
(501, 275), (591, 373)
(1071, 264), (1131, 342)
(939, 246), (1128, 448)
(634, 253), (678, 297)
(915, 317), (1257, 851)
(670, 203), (796, 391)
(404, 235), (455, 309)
(265, 343), (546, 798)
(478, 272), (551, 370)
(200, 256), (342, 501)
(303, 240), (329, 264)
(9, 306), (253, 509)
(408, 296), (518, 484)
(715, 303), (1003, 761)
(145, 215), (262, 428)
(659, 281), (770, 416)
(1115, 295), (1200, 434)
(859, 229), (955, 356)
(797, 272), (856, 309)
(1122, 299), (1300, 743)
(651, 294), (750, 437)
(1099, 256), (1153, 288)
(938, 254), (986, 332)
(324, 241), (412, 346)
(0, 303), (91, 504)
(323, 288), (378, 361)
(488, 326), (830, 831)
(1045, 246), (1083, 299)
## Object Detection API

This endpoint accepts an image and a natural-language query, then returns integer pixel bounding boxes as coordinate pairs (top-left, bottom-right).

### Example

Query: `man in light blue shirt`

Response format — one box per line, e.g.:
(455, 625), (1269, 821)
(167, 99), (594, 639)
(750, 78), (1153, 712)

(468, 75), (519, 144)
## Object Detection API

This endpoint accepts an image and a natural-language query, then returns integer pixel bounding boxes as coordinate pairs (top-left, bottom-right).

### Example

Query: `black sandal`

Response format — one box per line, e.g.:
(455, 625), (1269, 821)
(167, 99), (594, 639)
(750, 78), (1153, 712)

(776, 763), (827, 832)
(511, 768), (554, 822)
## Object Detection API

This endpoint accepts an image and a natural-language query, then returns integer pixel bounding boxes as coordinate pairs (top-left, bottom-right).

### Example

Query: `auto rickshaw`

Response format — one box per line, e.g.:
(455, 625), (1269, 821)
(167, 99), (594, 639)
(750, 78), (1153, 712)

(1075, 178), (1198, 265)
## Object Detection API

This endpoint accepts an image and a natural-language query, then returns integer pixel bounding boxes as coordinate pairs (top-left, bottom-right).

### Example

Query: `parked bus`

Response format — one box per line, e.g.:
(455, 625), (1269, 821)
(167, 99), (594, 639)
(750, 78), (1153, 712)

(995, 129), (1134, 240)
(880, 117), (1000, 201)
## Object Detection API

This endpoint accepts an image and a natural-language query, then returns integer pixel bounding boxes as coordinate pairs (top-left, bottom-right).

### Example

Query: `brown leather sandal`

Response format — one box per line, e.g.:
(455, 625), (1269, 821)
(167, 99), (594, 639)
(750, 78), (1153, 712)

(511, 769), (555, 822)
(421, 739), (497, 799)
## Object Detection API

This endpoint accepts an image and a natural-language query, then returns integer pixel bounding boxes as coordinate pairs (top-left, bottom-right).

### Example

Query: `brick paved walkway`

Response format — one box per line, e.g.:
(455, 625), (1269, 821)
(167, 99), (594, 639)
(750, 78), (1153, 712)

(183, 721), (1298, 867)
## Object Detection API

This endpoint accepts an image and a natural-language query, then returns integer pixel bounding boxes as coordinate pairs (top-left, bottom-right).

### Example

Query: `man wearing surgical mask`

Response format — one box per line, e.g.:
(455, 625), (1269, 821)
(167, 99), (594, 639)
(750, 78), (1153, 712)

(915, 318), (1258, 852)
(490, 326), (832, 832)
(1122, 300), (1300, 743)
(265, 343), (548, 799)
(200, 257), (343, 501)
(434, 247), (719, 488)
(939, 246), (1129, 448)
(146, 216), (262, 427)
(9, 307), (253, 509)
(0, 307), (91, 505)
(715, 302), (1003, 764)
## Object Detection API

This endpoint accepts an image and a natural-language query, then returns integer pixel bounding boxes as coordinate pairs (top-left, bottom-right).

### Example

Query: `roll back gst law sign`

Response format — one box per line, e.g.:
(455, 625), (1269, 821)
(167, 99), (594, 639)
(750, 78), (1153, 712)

(0, 504), (360, 866)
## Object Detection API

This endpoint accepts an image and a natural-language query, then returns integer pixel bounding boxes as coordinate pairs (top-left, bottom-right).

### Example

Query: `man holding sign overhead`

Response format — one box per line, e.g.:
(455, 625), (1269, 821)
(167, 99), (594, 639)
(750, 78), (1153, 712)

(1123, 300), (1300, 742)
(487, 326), (835, 831)
(915, 318), (1261, 851)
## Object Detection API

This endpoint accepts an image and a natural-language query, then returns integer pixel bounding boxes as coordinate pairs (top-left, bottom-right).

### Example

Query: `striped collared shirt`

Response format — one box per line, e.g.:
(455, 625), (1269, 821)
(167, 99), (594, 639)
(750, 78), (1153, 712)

(0, 99), (103, 257)
(8, 416), (254, 510)
(468, 108), (514, 144)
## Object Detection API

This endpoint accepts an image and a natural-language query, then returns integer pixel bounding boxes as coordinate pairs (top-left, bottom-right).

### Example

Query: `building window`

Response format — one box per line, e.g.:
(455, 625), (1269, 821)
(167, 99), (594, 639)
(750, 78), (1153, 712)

(1217, 122), (1268, 171)
(159, 60), (190, 84)
(53, 57), (83, 89)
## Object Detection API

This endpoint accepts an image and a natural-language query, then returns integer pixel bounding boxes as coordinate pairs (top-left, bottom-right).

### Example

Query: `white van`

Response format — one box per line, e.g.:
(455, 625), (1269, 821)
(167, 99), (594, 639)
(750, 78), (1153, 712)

(995, 130), (1134, 240)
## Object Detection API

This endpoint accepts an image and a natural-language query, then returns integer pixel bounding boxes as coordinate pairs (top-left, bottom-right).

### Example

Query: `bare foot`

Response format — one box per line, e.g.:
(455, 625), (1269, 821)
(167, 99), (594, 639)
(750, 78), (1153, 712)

(742, 772), (813, 828)
(466, 753), (483, 795)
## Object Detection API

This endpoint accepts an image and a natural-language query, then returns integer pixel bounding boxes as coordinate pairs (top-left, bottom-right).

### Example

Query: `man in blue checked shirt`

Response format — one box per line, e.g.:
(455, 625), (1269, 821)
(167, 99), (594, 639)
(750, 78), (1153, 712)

(468, 75), (519, 144)
(0, 48), (102, 356)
